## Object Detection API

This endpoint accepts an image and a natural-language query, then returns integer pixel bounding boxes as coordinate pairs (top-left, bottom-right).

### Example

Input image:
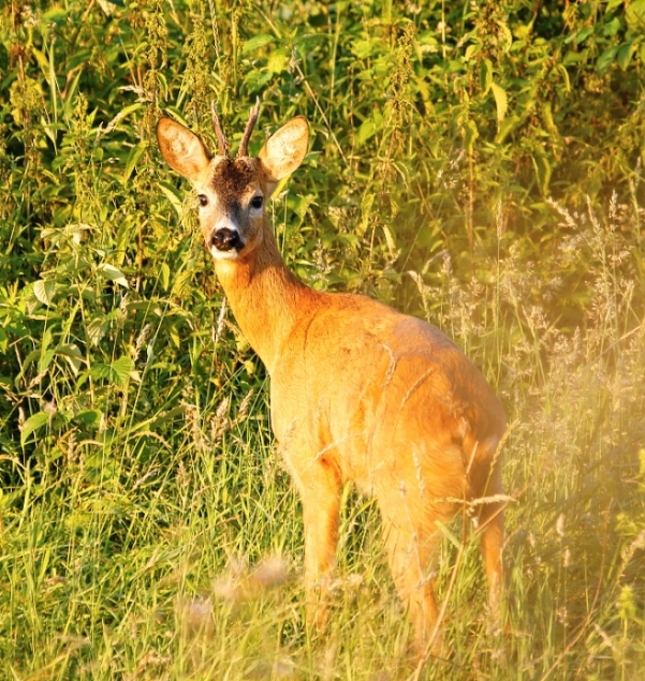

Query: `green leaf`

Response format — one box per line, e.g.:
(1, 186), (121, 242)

(38, 349), (55, 376)
(90, 362), (112, 381)
(532, 150), (552, 195)
(491, 82), (508, 122)
(626, 0), (645, 31)
(75, 409), (103, 428)
(575, 26), (595, 45)
(65, 512), (92, 530)
(357, 118), (376, 147)
(97, 263), (129, 289)
(102, 103), (143, 134)
(358, 193), (375, 237)
(617, 41), (635, 70)
(351, 37), (383, 59)
(267, 48), (289, 74)
(90, 356), (135, 387)
(496, 19), (513, 52)
(464, 44), (480, 61)
(171, 269), (193, 298)
(242, 34), (274, 54)
(596, 45), (618, 74)
(603, 17), (622, 38)
(62, 69), (83, 120)
(56, 344), (84, 375)
(513, 24), (531, 40)
(87, 317), (108, 346)
(557, 64), (571, 92)
(21, 411), (50, 446)
(356, 109), (383, 147)
(480, 58), (493, 95)
(434, 520), (462, 550)
(31, 48), (50, 74)
(381, 225), (397, 258)
(541, 101), (557, 134)
(110, 356), (135, 387)
(43, 8), (66, 22)
(159, 262), (170, 292)
(243, 70), (272, 92)
(33, 279), (56, 307)
(122, 142), (145, 183)
(417, 31), (439, 48)
(158, 182), (184, 217)
(38, 327), (55, 374)
(463, 119), (479, 154)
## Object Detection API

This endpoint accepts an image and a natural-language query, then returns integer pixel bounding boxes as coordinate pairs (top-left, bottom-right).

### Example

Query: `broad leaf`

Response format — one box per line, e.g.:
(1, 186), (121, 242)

(33, 279), (56, 307)
(491, 82), (508, 122)
(21, 411), (50, 446)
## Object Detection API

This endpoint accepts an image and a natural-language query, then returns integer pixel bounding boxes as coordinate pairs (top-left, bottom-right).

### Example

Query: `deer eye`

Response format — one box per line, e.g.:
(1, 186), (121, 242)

(198, 194), (208, 207)
(250, 196), (263, 210)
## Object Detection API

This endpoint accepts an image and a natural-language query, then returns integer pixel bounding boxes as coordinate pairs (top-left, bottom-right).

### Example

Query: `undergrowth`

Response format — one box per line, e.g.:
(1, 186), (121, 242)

(1, 1), (644, 679)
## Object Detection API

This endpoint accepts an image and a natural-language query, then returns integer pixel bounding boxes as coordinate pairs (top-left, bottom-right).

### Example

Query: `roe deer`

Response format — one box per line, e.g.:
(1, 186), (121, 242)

(156, 102), (506, 656)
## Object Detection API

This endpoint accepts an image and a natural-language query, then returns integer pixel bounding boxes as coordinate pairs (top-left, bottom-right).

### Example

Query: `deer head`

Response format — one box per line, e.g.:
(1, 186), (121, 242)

(156, 102), (309, 261)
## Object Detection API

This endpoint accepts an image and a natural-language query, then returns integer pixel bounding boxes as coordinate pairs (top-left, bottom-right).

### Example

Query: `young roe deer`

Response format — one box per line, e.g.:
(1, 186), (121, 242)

(156, 102), (507, 655)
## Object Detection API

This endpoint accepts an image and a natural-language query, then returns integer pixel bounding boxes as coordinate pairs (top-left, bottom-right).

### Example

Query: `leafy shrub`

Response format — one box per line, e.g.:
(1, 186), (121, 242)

(0, 1), (643, 678)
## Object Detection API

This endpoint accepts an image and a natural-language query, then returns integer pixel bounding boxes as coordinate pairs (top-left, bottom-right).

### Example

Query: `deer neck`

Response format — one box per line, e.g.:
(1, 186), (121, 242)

(213, 221), (311, 373)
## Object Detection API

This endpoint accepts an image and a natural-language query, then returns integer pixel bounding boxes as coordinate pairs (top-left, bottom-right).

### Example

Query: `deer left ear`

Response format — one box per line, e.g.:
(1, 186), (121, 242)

(156, 117), (212, 183)
(258, 116), (309, 192)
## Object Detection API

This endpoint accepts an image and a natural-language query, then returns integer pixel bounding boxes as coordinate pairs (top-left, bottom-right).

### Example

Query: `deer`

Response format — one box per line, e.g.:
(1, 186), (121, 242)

(156, 101), (507, 658)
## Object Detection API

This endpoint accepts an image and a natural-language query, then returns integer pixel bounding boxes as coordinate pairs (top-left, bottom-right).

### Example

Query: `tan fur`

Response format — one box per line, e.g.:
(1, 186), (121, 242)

(156, 112), (507, 656)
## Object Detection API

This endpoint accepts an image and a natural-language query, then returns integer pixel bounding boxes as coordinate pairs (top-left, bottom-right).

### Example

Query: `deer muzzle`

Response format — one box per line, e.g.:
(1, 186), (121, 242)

(210, 228), (243, 253)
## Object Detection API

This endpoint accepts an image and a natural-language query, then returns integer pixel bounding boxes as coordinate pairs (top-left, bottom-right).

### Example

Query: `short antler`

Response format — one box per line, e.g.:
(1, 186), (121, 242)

(237, 97), (261, 158)
(211, 101), (230, 158)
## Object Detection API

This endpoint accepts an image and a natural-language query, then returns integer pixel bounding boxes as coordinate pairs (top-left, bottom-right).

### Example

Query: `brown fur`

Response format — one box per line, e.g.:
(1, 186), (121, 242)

(210, 158), (257, 203)
(156, 113), (507, 657)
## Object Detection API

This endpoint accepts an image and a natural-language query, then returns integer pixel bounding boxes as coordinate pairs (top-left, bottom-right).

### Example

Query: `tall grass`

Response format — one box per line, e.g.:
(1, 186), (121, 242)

(1, 1), (644, 679)
(2, 193), (643, 680)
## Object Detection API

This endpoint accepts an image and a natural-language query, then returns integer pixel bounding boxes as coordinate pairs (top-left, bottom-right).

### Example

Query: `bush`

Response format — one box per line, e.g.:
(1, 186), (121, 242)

(0, 1), (643, 678)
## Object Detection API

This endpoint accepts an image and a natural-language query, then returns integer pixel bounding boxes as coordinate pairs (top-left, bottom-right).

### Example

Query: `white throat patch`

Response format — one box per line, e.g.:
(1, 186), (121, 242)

(210, 246), (240, 260)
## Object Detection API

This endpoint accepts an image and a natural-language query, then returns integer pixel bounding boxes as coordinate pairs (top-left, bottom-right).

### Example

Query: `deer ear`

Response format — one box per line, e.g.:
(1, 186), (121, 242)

(156, 117), (211, 183)
(258, 116), (309, 190)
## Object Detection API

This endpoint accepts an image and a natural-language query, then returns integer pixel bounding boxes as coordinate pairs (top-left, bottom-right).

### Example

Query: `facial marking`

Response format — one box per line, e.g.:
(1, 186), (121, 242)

(210, 246), (239, 260)
(210, 158), (257, 203)
(199, 157), (264, 261)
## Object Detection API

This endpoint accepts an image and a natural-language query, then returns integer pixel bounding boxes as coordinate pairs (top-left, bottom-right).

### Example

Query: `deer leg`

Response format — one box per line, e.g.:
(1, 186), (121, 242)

(477, 463), (505, 624)
(380, 509), (444, 657)
(298, 457), (341, 631)
(479, 506), (504, 621)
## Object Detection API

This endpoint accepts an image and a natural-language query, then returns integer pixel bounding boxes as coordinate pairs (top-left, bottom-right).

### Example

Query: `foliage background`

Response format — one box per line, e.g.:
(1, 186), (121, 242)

(0, 0), (644, 678)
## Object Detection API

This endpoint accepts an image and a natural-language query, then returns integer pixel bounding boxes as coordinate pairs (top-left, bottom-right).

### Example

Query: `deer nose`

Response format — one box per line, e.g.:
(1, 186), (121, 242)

(210, 228), (242, 252)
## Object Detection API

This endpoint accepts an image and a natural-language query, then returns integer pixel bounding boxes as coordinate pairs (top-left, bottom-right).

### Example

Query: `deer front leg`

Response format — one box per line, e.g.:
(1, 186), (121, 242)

(297, 457), (342, 632)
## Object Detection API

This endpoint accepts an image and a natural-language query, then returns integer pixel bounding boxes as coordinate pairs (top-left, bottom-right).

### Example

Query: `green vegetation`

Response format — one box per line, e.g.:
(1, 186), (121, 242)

(1, 1), (644, 678)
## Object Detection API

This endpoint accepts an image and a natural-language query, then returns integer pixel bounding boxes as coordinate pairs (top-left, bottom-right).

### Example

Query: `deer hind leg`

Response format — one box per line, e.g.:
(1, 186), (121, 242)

(379, 505), (445, 657)
(476, 459), (505, 623)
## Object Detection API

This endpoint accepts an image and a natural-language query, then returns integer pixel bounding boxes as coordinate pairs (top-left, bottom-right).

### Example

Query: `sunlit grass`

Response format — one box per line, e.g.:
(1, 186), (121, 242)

(2, 195), (643, 679)
(1, 1), (644, 678)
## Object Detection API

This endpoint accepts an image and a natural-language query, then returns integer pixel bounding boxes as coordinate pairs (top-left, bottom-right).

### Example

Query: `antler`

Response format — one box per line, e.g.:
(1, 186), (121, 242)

(211, 101), (230, 158)
(237, 97), (261, 158)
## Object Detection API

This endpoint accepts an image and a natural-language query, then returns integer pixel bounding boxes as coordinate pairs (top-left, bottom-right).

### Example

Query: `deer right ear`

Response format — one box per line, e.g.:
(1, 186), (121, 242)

(258, 116), (309, 191)
(156, 117), (211, 183)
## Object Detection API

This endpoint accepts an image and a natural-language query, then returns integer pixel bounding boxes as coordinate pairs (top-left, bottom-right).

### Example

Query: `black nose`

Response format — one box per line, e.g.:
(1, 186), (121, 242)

(210, 228), (242, 252)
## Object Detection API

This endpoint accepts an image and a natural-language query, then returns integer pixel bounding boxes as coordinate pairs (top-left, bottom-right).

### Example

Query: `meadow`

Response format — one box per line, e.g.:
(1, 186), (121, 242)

(1, 1), (644, 678)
